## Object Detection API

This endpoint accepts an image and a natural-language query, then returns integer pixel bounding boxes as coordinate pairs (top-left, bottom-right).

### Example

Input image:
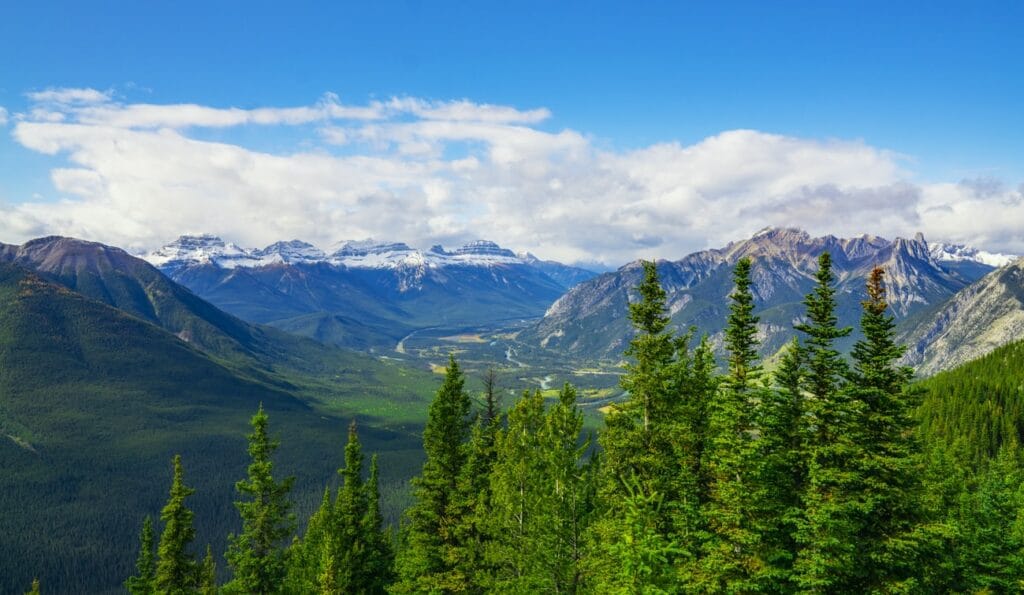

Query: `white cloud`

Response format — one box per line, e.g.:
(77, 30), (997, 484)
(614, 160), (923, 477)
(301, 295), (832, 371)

(0, 106), (7, 126)
(3, 90), (1022, 264)
(26, 87), (113, 105)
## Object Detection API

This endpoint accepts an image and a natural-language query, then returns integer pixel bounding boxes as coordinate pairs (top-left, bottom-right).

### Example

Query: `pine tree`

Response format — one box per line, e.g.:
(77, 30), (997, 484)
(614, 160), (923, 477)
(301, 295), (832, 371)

(701, 257), (763, 591)
(155, 455), (199, 594)
(955, 444), (1024, 591)
(451, 388), (502, 592)
(753, 339), (805, 591)
(600, 260), (679, 518)
(126, 515), (157, 594)
(595, 261), (711, 590)
(792, 252), (862, 591)
(24, 578), (40, 595)
(333, 420), (370, 591)
(362, 455), (395, 593)
(488, 385), (597, 593)
(847, 267), (923, 590)
(538, 383), (598, 593)
(488, 389), (549, 591)
(226, 404), (296, 594)
(393, 355), (474, 592)
(794, 252), (852, 418)
(200, 545), (217, 595)
(283, 488), (333, 592)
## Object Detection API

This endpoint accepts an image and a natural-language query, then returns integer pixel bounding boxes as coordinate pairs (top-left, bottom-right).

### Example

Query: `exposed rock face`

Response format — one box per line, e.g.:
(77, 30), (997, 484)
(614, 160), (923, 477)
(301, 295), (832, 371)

(901, 258), (1024, 376)
(524, 227), (975, 361)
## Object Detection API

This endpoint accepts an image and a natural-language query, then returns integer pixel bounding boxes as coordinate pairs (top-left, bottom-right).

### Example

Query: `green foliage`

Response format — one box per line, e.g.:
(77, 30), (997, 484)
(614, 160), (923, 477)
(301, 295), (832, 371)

(393, 356), (474, 592)
(700, 257), (763, 591)
(604, 479), (680, 594)
(126, 516), (157, 595)
(284, 422), (393, 594)
(0, 261), (437, 593)
(225, 405), (296, 594)
(752, 339), (804, 591)
(24, 578), (40, 595)
(487, 385), (597, 593)
(155, 455), (199, 594)
(200, 545), (218, 595)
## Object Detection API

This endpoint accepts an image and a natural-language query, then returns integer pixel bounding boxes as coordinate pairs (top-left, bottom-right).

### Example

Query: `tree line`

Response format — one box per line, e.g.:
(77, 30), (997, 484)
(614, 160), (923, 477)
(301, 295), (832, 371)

(24, 252), (1023, 593)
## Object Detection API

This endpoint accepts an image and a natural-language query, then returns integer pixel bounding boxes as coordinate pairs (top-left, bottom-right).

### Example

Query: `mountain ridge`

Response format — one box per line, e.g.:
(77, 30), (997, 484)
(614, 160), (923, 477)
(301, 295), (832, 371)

(524, 227), (987, 361)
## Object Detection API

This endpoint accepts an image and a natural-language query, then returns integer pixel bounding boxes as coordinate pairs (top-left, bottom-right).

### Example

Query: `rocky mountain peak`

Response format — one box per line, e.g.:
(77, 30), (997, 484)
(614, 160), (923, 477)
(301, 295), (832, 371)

(453, 240), (518, 258)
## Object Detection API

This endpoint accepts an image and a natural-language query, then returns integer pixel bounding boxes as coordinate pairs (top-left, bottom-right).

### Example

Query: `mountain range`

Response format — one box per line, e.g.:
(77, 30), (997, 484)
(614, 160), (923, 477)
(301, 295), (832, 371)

(521, 227), (1016, 363)
(0, 236), (438, 594)
(144, 235), (597, 349)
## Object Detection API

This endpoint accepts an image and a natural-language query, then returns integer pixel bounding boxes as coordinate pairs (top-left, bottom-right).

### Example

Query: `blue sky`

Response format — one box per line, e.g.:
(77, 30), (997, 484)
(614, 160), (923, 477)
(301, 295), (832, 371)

(1, 1), (1022, 263)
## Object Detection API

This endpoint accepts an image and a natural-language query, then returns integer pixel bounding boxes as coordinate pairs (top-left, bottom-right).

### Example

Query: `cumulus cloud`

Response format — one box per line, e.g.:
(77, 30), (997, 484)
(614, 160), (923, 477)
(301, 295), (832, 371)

(3, 88), (1022, 264)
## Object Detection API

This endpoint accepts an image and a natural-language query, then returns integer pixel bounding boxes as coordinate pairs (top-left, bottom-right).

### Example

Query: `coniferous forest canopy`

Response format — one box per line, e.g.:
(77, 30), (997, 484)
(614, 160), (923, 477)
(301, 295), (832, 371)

(13, 252), (1023, 593)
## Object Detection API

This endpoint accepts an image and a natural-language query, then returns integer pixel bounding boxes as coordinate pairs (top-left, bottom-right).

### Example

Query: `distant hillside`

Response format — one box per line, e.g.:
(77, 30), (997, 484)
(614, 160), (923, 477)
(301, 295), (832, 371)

(144, 235), (593, 349)
(918, 338), (1024, 465)
(901, 258), (1024, 376)
(0, 259), (435, 594)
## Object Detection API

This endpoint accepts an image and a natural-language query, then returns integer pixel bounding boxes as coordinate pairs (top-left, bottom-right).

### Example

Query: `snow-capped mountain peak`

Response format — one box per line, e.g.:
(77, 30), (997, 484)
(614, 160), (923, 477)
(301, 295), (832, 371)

(145, 234), (250, 270)
(929, 242), (1018, 268)
(144, 235), (531, 271)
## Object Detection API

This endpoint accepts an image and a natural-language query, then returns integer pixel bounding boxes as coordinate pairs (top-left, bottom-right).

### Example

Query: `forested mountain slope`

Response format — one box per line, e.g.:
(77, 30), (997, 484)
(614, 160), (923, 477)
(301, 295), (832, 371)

(0, 261), (433, 594)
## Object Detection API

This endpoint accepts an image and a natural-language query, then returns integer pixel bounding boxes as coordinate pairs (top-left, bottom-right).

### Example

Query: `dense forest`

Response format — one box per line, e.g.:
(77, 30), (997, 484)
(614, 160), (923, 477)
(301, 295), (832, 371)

(20, 252), (1024, 593)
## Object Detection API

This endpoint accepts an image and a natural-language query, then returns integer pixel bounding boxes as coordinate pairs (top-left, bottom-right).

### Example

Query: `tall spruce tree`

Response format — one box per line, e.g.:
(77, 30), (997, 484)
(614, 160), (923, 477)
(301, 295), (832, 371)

(538, 383), (598, 593)
(488, 389), (548, 591)
(792, 252), (862, 591)
(226, 404), (296, 594)
(595, 260), (713, 590)
(126, 515), (157, 594)
(848, 267), (923, 590)
(362, 455), (395, 593)
(600, 260), (679, 515)
(754, 339), (805, 591)
(393, 355), (474, 592)
(488, 385), (597, 593)
(701, 257), (763, 591)
(451, 375), (503, 592)
(334, 419), (368, 590)
(283, 488), (333, 592)
(155, 455), (199, 594)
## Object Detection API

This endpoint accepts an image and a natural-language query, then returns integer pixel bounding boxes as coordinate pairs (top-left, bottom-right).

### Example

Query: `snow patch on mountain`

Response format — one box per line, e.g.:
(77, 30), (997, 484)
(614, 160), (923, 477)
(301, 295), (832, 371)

(929, 242), (1018, 268)
(145, 235), (529, 270)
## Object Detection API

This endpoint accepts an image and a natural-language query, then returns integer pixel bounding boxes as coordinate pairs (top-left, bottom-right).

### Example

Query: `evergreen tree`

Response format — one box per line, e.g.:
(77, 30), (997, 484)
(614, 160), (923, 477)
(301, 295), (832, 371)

(792, 252), (862, 591)
(155, 455), (199, 594)
(226, 404), (296, 594)
(488, 389), (548, 591)
(954, 444), (1024, 591)
(848, 267), (924, 590)
(362, 455), (395, 593)
(595, 261), (715, 590)
(451, 395), (502, 592)
(393, 355), (474, 592)
(126, 515), (157, 595)
(333, 419), (368, 591)
(24, 578), (40, 595)
(753, 339), (805, 591)
(283, 488), (333, 592)
(489, 385), (597, 593)
(538, 384), (598, 593)
(605, 479), (680, 594)
(200, 545), (217, 595)
(700, 257), (763, 591)
(598, 260), (680, 525)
